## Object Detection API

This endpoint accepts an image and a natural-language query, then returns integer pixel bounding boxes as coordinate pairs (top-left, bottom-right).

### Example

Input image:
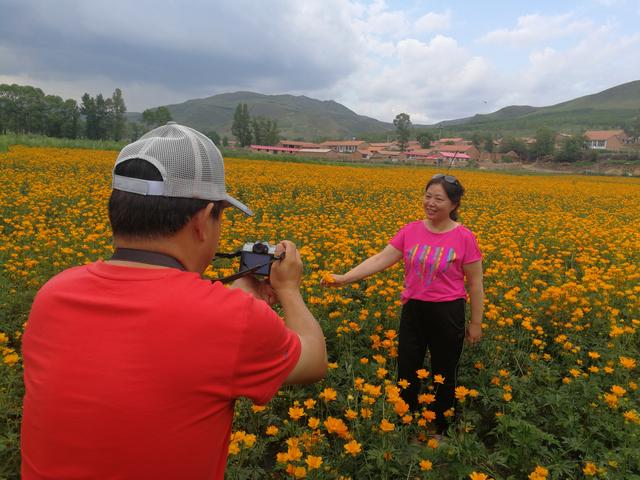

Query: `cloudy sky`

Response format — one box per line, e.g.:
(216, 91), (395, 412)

(1, 0), (639, 123)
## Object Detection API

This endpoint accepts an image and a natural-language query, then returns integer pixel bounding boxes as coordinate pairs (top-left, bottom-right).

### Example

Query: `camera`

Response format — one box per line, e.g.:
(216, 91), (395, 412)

(240, 241), (277, 276)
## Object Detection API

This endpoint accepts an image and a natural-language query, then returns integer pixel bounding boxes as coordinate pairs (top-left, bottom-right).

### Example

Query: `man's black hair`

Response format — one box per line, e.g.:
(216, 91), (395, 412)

(109, 159), (222, 239)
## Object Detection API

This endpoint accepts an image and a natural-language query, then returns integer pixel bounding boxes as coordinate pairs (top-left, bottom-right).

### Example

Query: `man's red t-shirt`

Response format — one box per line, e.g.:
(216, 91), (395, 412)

(21, 261), (301, 479)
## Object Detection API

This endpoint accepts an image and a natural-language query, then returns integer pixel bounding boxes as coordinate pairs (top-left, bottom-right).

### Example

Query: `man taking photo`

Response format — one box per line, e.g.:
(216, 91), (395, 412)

(21, 122), (327, 479)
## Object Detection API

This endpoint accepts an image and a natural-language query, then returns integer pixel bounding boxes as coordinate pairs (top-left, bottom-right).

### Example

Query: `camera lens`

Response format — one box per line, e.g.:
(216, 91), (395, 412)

(252, 242), (268, 254)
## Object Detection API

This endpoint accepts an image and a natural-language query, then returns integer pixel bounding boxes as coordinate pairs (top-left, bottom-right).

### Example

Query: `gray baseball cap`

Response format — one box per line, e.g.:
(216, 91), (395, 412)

(112, 122), (252, 216)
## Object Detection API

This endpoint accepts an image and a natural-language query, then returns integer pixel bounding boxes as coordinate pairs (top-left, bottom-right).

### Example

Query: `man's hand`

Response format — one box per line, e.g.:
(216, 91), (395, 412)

(230, 276), (278, 306)
(269, 241), (303, 294)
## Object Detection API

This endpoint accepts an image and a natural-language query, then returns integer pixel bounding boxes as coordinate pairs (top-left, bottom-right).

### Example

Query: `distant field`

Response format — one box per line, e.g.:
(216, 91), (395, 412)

(1, 146), (639, 479)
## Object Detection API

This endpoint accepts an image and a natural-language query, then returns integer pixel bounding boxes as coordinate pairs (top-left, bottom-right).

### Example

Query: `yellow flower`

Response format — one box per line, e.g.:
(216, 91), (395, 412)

(308, 417), (320, 429)
(379, 419), (395, 432)
(419, 459), (433, 471)
(528, 465), (549, 480)
(305, 455), (323, 470)
(324, 416), (349, 438)
(343, 439), (362, 456)
(3, 353), (19, 366)
(242, 434), (256, 447)
(319, 387), (338, 402)
(228, 442), (240, 455)
(266, 425), (279, 436)
(455, 385), (470, 400)
(619, 356), (636, 369)
(469, 473), (492, 480)
(610, 385), (626, 397)
(583, 462), (597, 476)
(288, 406), (305, 420)
(623, 409), (640, 424)
(303, 398), (316, 409)
(416, 368), (429, 379)
(503, 393), (512, 402)
(344, 409), (358, 420)
(434, 374), (445, 384)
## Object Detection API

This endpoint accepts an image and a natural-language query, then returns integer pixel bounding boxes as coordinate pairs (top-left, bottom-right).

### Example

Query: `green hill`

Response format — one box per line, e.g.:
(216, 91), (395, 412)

(436, 80), (640, 134)
(129, 92), (394, 140)
(127, 80), (640, 139)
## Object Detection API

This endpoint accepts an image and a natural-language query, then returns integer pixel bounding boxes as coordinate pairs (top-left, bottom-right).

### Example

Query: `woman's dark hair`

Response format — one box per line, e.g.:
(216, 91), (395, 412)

(425, 176), (465, 221)
(109, 159), (222, 239)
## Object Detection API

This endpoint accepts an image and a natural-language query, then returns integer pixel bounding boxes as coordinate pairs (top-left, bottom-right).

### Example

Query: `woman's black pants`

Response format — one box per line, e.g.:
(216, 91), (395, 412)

(397, 298), (466, 433)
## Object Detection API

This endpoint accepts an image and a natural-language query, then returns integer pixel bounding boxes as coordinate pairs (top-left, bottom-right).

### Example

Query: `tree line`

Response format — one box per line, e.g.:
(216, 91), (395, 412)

(231, 103), (280, 147)
(392, 111), (607, 163)
(0, 83), (181, 142)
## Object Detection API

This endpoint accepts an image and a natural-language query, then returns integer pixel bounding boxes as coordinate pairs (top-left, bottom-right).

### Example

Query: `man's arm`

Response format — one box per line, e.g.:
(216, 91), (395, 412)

(269, 241), (327, 384)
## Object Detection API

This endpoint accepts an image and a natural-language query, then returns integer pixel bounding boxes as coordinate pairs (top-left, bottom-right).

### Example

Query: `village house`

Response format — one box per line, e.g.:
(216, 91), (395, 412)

(278, 140), (320, 149)
(319, 140), (370, 153)
(583, 130), (628, 150)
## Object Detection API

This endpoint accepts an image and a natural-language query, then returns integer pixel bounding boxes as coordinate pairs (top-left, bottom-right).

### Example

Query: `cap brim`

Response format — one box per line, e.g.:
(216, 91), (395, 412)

(224, 194), (253, 216)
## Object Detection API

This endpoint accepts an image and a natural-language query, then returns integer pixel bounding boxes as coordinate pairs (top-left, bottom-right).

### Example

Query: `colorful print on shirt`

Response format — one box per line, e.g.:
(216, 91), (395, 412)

(406, 243), (457, 287)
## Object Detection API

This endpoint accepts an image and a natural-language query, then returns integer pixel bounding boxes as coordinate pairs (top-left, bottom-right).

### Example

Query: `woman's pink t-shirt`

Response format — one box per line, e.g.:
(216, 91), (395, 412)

(390, 221), (482, 303)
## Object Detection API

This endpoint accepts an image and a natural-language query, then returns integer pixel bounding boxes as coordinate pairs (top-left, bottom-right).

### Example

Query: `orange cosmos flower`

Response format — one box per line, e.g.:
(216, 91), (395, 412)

(379, 419), (395, 432)
(343, 439), (362, 456)
(288, 406), (305, 420)
(305, 455), (323, 470)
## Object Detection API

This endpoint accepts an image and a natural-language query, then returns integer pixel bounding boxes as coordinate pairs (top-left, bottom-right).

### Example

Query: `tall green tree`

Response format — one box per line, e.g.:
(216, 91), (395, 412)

(499, 136), (528, 159)
(142, 106), (172, 128)
(483, 133), (495, 153)
(205, 130), (221, 146)
(251, 117), (279, 146)
(110, 88), (127, 141)
(231, 103), (252, 147)
(94, 94), (109, 140)
(416, 131), (434, 149)
(533, 127), (556, 159)
(470, 132), (483, 149)
(393, 113), (411, 152)
(81, 93), (98, 139)
(556, 134), (586, 162)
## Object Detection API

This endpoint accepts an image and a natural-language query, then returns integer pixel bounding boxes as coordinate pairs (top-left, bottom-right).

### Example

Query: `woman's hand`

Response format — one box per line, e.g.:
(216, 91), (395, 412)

(466, 322), (482, 344)
(321, 273), (349, 287)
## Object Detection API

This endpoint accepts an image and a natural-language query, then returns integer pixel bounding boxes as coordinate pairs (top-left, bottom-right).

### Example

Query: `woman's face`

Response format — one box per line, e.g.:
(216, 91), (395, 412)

(423, 183), (456, 222)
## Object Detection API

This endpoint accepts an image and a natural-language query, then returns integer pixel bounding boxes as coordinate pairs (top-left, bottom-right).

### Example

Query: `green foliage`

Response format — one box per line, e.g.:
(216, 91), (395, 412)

(483, 133), (494, 153)
(0, 84), (81, 139)
(532, 128), (556, 159)
(232, 103), (253, 147)
(251, 117), (280, 146)
(499, 136), (529, 159)
(556, 135), (586, 163)
(393, 113), (411, 152)
(416, 131), (435, 148)
(205, 130), (221, 147)
(141, 106), (172, 129)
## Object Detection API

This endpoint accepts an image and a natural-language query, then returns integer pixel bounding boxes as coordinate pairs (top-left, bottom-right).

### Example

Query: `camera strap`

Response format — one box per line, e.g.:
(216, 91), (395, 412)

(110, 248), (187, 270)
(210, 253), (285, 284)
(109, 248), (284, 285)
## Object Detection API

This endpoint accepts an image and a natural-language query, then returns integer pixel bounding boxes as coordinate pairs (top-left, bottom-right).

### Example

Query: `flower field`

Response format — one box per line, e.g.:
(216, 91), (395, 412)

(1, 145), (639, 479)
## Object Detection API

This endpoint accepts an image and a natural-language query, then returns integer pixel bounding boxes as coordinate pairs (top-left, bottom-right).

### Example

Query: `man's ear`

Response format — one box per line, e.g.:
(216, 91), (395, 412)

(192, 203), (216, 241)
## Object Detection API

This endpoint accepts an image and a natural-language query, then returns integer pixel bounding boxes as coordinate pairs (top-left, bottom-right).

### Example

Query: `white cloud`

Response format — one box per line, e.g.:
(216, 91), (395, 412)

(479, 13), (593, 46)
(415, 11), (452, 33)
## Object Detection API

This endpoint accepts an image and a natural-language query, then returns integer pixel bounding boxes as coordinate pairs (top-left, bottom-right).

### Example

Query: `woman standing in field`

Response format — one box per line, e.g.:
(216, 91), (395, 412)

(323, 173), (484, 435)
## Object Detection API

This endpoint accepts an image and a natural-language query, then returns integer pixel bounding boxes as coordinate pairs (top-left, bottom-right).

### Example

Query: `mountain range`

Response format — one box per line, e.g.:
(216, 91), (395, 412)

(129, 80), (640, 140)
